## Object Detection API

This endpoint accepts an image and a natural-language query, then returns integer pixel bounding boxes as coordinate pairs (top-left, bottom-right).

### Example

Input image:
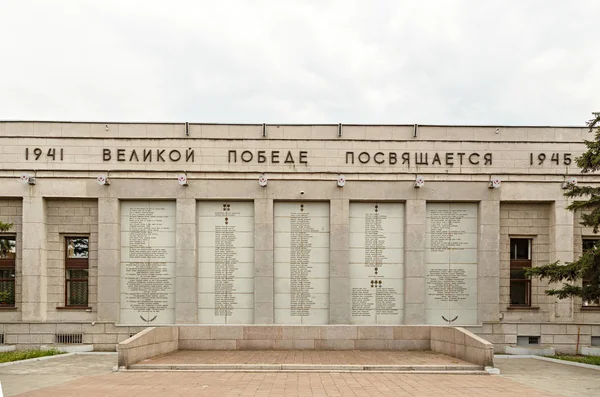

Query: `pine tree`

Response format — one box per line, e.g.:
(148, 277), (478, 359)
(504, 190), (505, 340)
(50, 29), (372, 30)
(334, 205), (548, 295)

(527, 112), (600, 303)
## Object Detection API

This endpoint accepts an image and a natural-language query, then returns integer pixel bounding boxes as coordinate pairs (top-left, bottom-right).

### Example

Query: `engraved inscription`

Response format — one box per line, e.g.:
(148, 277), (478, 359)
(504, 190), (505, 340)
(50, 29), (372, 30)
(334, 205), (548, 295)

(274, 202), (329, 324)
(425, 203), (478, 325)
(426, 268), (468, 302)
(198, 201), (254, 324)
(290, 209), (317, 317)
(120, 202), (176, 324)
(350, 203), (403, 324)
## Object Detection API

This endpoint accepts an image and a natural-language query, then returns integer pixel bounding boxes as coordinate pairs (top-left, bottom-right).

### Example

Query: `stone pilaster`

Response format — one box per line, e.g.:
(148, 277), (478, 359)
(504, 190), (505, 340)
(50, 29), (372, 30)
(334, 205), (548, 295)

(97, 197), (120, 322)
(175, 198), (197, 323)
(254, 198), (274, 323)
(330, 199), (350, 324)
(21, 195), (46, 321)
(404, 199), (426, 324)
(550, 199), (575, 321)
(478, 200), (500, 323)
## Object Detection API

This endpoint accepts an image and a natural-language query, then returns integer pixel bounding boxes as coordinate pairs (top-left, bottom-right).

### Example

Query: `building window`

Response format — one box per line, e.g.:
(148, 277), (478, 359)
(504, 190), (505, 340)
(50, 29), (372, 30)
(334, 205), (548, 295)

(65, 237), (89, 307)
(582, 238), (600, 306)
(0, 236), (16, 306)
(510, 238), (532, 306)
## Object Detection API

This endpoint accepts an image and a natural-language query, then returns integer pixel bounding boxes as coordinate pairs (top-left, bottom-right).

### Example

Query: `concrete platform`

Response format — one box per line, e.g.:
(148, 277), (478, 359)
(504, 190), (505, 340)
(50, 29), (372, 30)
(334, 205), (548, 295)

(6, 353), (600, 396)
(118, 325), (495, 369)
(128, 349), (486, 374)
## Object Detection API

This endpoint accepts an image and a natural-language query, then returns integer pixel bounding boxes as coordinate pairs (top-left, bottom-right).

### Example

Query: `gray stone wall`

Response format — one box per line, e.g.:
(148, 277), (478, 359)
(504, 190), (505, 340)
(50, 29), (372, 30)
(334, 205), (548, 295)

(500, 203), (551, 316)
(45, 199), (98, 321)
(0, 122), (598, 353)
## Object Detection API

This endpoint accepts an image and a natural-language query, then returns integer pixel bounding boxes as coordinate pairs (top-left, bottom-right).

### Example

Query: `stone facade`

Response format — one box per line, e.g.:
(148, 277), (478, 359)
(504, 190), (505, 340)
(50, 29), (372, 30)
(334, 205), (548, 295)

(0, 121), (599, 353)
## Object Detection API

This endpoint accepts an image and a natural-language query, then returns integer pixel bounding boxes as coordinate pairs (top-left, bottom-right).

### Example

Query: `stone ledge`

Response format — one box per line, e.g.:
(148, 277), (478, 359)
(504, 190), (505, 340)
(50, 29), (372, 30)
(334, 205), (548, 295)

(128, 363), (485, 373)
(118, 326), (179, 367)
(504, 345), (555, 356)
(581, 346), (600, 356)
(126, 325), (494, 369)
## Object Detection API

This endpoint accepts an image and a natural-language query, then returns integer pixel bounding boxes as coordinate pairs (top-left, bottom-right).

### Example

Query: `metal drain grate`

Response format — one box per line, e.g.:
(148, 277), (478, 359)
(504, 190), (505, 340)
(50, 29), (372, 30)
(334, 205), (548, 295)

(528, 336), (540, 345)
(55, 333), (83, 344)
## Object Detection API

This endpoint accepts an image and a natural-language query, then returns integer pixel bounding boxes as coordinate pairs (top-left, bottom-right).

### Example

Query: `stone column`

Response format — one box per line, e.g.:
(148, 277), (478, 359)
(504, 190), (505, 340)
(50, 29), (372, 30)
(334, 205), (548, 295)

(21, 195), (47, 321)
(404, 199), (426, 324)
(175, 198), (197, 323)
(254, 198), (274, 323)
(550, 199), (575, 321)
(96, 197), (120, 322)
(330, 199), (350, 324)
(478, 200), (501, 323)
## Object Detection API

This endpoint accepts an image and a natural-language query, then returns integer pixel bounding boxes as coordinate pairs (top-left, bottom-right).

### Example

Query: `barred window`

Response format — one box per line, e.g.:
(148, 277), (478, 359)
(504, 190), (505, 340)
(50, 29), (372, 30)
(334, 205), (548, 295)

(510, 238), (532, 306)
(65, 237), (88, 306)
(0, 236), (16, 306)
(582, 239), (600, 307)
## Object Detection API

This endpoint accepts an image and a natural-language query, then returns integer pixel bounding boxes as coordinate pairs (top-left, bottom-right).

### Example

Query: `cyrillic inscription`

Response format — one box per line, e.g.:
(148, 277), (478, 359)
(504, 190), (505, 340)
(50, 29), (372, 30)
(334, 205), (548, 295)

(120, 201), (176, 325)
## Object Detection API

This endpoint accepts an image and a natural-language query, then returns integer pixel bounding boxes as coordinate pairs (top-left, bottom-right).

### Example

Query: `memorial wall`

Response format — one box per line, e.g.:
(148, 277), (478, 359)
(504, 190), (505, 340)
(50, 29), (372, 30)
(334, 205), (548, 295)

(115, 200), (482, 326)
(349, 202), (404, 324)
(425, 203), (478, 325)
(197, 201), (254, 324)
(274, 202), (330, 324)
(120, 201), (177, 325)
(4, 123), (600, 354)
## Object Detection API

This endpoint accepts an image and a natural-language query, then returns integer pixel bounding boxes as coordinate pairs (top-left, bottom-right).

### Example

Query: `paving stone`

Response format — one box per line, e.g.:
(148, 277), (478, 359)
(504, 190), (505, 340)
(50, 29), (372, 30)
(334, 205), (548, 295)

(2, 353), (599, 397)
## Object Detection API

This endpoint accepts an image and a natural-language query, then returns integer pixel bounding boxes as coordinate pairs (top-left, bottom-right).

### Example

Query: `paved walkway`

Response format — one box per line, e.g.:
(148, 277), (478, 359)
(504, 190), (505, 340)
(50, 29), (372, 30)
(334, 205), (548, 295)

(139, 350), (472, 366)
(0, 353), (116, 397)
(495, 357), (600, 397)
(0, 353), (597, 396)
(12, 370), (561, 397)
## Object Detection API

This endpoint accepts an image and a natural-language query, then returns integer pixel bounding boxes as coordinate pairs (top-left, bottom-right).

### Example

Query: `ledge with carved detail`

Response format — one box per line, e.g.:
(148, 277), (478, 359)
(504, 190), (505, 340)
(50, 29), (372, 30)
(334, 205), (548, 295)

(580, 305), (600, 311)
(507, 305), (540, 310)
(56, 306), (92, 310)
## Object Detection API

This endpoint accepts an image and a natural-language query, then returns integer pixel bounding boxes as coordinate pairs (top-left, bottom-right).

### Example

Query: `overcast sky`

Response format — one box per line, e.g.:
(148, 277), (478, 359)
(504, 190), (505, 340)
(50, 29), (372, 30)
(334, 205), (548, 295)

(0, 0), (598, 125)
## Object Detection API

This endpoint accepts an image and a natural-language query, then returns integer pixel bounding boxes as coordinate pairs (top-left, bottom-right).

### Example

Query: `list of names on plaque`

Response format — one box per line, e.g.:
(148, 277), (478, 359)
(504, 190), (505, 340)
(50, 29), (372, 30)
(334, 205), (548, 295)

(425, 203), (478, 325)
(349, 203), (404, 324)
(198, 201), (254, 324)
(274, 202), (329, 324)
(120, 201), (176, 324)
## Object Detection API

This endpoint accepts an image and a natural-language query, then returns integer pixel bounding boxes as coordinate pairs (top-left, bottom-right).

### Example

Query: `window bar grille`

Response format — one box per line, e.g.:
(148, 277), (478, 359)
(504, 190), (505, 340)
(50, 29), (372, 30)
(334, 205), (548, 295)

(55, 333), (83, 344)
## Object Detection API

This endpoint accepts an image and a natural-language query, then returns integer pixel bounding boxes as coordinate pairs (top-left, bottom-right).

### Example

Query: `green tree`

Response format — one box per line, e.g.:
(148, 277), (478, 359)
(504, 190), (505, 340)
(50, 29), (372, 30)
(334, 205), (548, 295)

(527, 112), (600, 304)
(0, 221), (12, 233)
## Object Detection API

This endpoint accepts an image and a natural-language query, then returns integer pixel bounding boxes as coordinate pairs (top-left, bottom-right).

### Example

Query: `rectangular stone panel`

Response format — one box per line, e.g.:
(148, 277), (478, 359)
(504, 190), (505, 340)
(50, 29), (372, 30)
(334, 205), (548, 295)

(274, 202), (330, 324)
(349, 202), (404, 324)
(120, 201), (176, 325)
(425, 202), (478, 325)
(197, 201), (254, 324)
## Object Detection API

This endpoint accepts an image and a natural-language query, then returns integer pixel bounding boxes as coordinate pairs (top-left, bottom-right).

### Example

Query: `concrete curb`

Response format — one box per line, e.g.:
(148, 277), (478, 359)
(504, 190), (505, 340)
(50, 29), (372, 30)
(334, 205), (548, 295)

(126, 362), (487, 374)
(495, 354), (600, 371)
(130, 363), (482, 371)
(119, 368), (489, 375)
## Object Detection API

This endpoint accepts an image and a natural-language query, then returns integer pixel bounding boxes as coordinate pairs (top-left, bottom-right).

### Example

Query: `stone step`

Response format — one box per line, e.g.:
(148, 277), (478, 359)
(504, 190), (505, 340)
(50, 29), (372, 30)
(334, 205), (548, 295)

(128, 363), (485, 374)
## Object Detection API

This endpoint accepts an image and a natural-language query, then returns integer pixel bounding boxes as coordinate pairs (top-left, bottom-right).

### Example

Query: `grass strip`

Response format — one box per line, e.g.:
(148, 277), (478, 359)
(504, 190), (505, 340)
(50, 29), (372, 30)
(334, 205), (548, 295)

(550, 354), (600, 366)
(0, 348), (64, 364)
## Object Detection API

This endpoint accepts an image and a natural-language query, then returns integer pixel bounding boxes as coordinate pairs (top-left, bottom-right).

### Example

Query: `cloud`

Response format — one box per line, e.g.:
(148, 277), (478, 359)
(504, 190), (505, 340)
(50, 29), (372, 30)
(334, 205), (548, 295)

(0, 0), (598, 125)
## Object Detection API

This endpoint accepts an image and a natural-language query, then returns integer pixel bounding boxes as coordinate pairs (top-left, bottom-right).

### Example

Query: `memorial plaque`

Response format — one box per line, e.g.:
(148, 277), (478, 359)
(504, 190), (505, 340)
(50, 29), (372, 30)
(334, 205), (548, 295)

(120, 201), (176, 324)
(425, 203), (478, 325)
(198, 201), (254, 324)
(349, 203), (404, 324)
(274, 202), (329, 324)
